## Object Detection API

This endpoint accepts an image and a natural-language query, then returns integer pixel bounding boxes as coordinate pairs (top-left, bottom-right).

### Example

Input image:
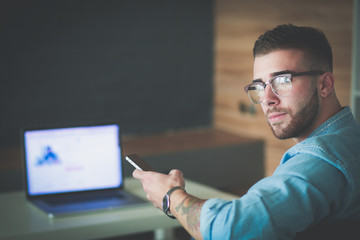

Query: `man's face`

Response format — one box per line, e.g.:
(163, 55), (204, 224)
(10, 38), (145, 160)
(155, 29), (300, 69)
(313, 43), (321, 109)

(253, 49), (320, 141)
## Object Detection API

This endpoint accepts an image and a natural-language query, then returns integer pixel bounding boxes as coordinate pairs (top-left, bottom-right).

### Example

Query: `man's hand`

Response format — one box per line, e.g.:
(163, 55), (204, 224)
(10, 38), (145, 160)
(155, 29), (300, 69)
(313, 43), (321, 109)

(132, 169), (185, 209)
(133, 169), (205, 240)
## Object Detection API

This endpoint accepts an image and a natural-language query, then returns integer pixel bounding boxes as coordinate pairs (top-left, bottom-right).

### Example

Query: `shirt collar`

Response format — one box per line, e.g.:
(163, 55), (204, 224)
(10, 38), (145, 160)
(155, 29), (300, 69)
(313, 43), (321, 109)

(308, 106), (353, 139)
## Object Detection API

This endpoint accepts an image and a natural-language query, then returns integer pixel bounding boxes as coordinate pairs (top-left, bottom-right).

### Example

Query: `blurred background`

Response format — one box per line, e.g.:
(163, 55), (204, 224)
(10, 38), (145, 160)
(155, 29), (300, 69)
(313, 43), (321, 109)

(0, 1), (214, 146)
(0, 0), (356, 180)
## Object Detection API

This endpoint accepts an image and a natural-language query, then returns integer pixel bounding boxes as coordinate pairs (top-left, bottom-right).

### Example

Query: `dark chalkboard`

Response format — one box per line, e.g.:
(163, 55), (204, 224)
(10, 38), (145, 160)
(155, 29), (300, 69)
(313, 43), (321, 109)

(0, 0), (214, 147)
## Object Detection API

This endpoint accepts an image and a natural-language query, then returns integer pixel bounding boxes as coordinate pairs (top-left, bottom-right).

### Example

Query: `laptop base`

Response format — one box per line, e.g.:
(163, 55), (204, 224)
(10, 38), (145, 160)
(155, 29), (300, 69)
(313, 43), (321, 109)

(30, 190), (147, 217)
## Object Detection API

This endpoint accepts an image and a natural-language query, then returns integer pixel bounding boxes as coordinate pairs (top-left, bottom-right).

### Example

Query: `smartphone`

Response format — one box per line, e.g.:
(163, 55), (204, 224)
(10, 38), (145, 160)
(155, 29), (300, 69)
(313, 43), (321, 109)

(125, 154), (154, 171)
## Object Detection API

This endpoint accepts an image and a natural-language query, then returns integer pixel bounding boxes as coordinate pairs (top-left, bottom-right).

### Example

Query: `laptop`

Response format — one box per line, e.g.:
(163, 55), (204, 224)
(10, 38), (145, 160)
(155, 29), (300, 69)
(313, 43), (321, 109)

(21, 122), (147, 217)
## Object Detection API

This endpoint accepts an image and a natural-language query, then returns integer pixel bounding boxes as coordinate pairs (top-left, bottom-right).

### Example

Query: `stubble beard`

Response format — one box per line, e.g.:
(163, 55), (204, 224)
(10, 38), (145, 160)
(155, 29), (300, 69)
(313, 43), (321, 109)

(268, 88), (320, 140)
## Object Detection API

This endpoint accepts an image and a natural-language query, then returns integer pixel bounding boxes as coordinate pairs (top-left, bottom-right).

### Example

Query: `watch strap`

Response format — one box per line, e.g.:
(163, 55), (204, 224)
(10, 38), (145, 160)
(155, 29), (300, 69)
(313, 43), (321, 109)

(162, 186), (186, 219)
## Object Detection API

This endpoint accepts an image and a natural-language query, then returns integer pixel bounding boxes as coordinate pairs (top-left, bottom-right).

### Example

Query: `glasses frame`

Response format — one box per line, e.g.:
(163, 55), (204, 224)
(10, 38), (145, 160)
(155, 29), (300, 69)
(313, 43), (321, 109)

(244, 70), (325, 104)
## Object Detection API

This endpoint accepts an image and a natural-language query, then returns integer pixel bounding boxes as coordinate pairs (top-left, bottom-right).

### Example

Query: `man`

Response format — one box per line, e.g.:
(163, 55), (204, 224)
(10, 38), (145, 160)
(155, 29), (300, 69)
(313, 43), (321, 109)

(133, 24), (360, 239)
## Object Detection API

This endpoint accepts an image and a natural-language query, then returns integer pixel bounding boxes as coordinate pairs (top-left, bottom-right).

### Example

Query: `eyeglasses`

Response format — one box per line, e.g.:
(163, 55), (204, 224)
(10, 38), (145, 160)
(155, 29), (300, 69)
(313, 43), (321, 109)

(244, 70), (325, 104)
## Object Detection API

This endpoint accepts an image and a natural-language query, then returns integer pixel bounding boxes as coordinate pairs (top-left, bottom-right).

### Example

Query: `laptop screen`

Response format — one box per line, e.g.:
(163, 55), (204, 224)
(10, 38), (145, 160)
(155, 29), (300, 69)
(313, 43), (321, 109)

(23, 124), (122, 196)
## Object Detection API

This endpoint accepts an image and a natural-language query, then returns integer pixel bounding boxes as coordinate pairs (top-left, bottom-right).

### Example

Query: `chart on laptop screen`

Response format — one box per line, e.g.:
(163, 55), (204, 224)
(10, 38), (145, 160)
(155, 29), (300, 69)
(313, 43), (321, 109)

(24, 125), (122, 195)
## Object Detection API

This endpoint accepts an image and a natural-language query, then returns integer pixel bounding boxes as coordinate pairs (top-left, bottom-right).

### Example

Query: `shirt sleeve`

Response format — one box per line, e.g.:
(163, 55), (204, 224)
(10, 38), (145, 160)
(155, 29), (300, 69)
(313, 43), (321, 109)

(200, 155), (348, 240)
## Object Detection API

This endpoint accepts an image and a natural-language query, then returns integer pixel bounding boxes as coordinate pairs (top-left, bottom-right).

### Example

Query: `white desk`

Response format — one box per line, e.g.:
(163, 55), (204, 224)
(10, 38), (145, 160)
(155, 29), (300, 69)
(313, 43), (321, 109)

(0, 178), (238, 240)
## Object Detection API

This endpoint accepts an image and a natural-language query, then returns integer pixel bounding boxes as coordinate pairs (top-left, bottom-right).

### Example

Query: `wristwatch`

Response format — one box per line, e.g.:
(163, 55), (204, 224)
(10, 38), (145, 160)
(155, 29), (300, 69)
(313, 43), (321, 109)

(162, 186), (186, 219)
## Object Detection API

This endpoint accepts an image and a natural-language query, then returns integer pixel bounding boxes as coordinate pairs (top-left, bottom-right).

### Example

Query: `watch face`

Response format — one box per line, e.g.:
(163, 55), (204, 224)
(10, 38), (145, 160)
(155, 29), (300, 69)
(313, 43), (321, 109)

(162, 195), (170, 213)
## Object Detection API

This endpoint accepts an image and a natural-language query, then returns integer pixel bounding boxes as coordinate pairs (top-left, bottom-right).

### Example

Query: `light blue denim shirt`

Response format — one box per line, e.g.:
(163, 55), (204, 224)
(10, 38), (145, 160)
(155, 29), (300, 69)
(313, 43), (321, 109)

(200, 106), (360, 239)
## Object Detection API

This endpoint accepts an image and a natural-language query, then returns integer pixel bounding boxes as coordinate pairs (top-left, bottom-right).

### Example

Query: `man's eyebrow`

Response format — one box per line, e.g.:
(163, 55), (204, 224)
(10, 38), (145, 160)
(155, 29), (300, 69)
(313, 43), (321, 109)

(270, 70), (293, 77)
(252, 70), (293, 82)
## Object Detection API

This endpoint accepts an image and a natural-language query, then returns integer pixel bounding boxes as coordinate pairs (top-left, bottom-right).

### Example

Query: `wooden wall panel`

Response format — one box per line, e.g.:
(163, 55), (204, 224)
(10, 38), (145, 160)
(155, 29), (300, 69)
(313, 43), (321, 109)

(214, 0), (353, 176)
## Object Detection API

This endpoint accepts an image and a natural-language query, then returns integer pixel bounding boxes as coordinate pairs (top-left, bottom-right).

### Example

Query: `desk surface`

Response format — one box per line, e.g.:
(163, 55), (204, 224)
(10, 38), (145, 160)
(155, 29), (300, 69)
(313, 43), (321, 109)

(0, 178), (238, 240)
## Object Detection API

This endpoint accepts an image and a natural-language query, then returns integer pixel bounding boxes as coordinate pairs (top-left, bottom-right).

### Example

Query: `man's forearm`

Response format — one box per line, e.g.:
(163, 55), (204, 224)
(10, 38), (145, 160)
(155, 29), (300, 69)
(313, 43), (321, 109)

(170, 190), (206, 240)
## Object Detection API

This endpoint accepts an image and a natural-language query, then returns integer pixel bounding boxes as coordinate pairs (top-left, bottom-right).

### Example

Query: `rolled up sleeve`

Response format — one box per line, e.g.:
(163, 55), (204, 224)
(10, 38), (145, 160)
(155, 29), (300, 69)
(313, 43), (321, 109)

(200, 195), (277, 239)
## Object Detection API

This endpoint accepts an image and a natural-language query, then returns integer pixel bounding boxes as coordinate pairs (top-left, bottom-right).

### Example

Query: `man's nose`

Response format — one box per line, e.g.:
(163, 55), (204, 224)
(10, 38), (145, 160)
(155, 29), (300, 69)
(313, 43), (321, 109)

(261, 85), (279, 106)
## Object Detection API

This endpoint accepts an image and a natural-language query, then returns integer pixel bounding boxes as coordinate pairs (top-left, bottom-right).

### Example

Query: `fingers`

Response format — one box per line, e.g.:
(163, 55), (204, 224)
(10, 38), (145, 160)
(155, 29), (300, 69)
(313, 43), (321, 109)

(132, 169), (143, 179)
(132, 169), (186, 209)
(133, 169), (182, 179)
(133, 168), (185, 190)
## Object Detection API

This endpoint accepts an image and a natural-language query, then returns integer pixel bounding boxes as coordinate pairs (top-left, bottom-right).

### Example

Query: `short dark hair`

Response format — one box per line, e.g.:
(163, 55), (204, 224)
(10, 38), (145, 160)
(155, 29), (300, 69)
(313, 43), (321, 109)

(253, 24), (333, 72)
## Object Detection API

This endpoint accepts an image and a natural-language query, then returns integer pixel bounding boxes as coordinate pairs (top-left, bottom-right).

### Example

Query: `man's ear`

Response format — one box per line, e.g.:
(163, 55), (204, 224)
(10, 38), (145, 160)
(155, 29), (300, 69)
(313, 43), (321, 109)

(319, 72), (335, 98)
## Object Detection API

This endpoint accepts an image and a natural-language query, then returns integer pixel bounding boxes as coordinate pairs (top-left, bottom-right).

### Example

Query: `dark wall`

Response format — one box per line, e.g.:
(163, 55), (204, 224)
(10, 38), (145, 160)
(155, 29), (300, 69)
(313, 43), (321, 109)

(0, 0), (214, 147)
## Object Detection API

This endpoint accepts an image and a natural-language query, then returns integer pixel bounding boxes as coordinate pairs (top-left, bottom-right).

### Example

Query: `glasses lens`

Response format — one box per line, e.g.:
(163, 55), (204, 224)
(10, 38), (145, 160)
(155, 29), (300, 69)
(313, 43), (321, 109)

(271, 75), (292, 96)
(247, 84), (264, 104)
